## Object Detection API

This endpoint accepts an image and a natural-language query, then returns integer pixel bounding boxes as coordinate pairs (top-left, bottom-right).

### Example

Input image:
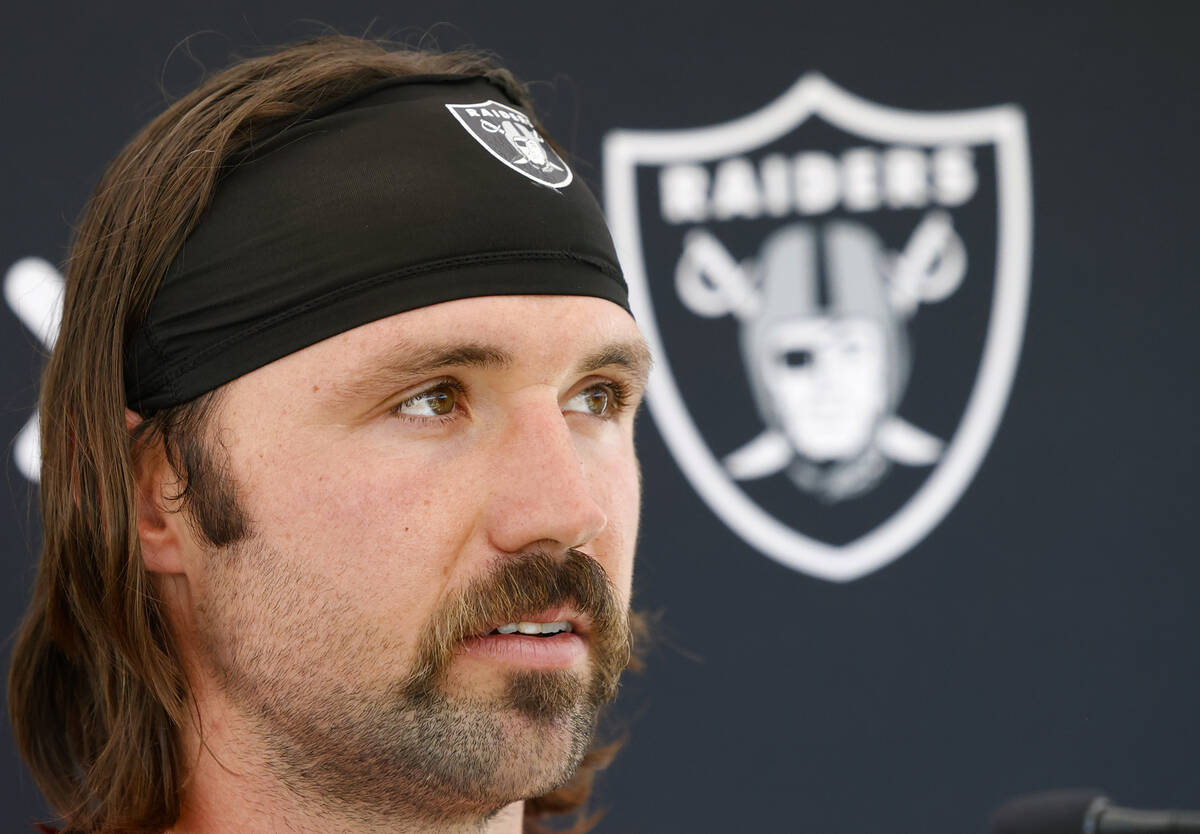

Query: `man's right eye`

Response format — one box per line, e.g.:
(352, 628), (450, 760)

(394, 383), (460, 419)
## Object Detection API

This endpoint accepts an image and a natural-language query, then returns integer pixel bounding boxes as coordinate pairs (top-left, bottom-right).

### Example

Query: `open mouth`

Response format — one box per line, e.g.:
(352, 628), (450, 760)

(488, 620), (574, 637)
(463, 616), (587, 669)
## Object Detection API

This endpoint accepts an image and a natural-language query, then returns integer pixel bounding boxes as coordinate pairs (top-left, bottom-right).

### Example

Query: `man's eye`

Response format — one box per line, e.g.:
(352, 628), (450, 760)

(396, 384), (458, 418)
(564, 385), (615, 417)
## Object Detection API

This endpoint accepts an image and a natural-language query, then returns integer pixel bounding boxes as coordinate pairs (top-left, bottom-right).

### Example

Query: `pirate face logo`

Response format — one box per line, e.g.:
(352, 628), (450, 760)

(492, 119), (554, 171)
(446, 100), (573, 188)
(686, 212), (964, 501)
(604, 75), (1031, 581)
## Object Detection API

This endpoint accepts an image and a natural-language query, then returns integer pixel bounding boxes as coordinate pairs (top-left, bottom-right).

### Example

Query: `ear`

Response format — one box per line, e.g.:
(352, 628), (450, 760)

(127, 408), (190, 576)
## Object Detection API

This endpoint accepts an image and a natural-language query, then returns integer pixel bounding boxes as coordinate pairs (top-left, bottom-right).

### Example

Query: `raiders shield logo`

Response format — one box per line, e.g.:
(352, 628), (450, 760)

(446, 100), (573, 189)
(603, 74), (1031, 582)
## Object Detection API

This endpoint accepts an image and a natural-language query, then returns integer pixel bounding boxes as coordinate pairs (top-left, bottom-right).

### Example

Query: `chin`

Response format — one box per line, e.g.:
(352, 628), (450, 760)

(492, 718), (592, 801)
(490, 670), (599, 788)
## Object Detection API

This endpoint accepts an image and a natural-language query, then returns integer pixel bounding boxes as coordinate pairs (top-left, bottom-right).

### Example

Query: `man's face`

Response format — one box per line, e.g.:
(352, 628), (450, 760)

(761, 315), (888, 461)
(174, 295), (648, 823)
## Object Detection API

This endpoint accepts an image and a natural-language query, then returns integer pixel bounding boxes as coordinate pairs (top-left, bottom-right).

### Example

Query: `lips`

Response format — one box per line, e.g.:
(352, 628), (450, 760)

(459, 609), (591, 669)
(460, 631), (587, 669)
(476, 608), (591, 639)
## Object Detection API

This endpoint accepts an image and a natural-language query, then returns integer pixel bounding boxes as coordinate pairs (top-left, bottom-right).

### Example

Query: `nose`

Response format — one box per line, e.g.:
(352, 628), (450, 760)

(482, 395), (608, 555)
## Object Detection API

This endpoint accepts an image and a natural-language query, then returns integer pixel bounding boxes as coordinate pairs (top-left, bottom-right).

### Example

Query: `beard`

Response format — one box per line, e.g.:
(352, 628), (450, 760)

(193, 542), (632, 827)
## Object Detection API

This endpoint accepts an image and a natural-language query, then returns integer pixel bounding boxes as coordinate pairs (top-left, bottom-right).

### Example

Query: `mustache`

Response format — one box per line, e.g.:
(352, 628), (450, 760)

(402, 548), (631, 700)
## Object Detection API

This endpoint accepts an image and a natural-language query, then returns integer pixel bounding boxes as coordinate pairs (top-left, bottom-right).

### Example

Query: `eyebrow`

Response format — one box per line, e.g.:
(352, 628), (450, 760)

(575, 340), (653, 385)
(328, 338), (652, 407)
(329, 343), (511, 404)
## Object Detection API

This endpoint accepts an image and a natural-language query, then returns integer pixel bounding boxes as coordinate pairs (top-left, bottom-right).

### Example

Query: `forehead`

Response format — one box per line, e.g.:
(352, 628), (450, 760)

(224, 294), (647, 396)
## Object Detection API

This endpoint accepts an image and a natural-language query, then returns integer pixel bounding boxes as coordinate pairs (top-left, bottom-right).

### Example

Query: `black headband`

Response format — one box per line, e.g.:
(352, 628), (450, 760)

(124, 74), (628, 415)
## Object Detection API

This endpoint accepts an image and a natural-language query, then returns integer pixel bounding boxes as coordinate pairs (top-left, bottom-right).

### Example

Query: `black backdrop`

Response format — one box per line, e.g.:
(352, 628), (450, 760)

(2, 2), (1198, 832)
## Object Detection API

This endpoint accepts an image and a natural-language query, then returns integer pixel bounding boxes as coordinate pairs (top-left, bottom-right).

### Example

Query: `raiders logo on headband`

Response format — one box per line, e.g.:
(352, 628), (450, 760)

(603, 74), (1032, 582)
(446, 100), (573, 189)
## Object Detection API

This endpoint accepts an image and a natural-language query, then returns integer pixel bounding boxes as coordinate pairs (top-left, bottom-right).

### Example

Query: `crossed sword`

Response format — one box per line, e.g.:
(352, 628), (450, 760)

(4, 256), (64, 482)
(478, 119), (564, 173)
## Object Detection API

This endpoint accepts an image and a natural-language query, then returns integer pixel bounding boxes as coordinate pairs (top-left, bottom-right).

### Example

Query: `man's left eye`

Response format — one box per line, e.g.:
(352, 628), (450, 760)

(564, 385), (612, 417)
(396, 383), (459, 418)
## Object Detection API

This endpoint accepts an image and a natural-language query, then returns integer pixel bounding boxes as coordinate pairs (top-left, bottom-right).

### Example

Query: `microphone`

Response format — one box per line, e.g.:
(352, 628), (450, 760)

(991, 790), (1200, 834)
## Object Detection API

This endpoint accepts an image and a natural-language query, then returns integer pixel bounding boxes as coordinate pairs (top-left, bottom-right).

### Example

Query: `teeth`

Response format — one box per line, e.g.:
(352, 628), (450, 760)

(496, 620), (573, 635)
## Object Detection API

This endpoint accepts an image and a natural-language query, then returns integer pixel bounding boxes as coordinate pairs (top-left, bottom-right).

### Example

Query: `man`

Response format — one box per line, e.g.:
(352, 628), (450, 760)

(8, 35), (650, 834)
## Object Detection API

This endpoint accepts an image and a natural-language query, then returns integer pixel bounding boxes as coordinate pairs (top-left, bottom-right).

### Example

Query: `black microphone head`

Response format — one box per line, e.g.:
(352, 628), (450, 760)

(991, 790), (1108, 834)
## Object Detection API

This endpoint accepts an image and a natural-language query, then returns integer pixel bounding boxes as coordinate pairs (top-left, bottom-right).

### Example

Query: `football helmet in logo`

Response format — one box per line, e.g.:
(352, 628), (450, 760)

(677, 211), (965, 501)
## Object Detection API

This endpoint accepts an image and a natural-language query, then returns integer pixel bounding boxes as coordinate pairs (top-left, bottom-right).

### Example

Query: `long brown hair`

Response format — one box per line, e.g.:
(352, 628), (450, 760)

(8, 35), (617, 834)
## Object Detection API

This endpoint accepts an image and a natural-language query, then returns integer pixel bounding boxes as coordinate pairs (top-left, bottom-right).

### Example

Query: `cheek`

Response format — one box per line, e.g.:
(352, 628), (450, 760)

(588, 438), (641, 601)
(232, 439), (485, 630)
(197, 544), (412, 694)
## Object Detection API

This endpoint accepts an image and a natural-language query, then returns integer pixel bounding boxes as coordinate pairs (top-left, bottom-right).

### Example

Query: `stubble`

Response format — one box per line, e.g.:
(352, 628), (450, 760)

(194, 544), (631, 827)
